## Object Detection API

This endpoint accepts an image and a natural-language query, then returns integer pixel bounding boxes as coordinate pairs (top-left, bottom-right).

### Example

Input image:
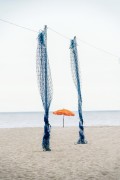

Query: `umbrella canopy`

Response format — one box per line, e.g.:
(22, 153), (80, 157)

(53, 109), (75, 127)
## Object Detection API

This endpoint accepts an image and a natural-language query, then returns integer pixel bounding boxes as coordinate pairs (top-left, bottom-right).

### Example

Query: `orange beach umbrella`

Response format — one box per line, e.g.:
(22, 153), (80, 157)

(53, 109), (75, 127)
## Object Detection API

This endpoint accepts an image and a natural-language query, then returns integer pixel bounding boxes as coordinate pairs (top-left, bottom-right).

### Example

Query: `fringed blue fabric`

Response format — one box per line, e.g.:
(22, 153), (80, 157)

(36, 26), (53, 151)
(70, 37), (87, 144)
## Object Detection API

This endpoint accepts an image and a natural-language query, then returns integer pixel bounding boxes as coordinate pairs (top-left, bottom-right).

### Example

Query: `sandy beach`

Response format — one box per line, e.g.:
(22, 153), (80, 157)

(0, 127), (120, 180)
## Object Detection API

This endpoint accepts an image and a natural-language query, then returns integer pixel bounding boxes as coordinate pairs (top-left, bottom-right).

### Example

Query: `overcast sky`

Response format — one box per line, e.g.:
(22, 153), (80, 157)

(0, 0), (120, 112)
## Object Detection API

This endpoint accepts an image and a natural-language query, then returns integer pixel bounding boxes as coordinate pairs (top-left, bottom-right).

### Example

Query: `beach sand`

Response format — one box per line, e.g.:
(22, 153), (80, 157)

(0, 127), (120, 180)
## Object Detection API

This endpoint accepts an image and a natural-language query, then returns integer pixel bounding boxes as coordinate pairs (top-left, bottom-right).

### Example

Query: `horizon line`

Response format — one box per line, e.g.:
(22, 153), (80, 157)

(0, 110), (120, 113)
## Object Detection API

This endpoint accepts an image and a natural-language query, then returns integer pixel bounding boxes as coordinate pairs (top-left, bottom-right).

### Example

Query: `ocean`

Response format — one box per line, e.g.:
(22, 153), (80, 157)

(0, 111), (120, 128)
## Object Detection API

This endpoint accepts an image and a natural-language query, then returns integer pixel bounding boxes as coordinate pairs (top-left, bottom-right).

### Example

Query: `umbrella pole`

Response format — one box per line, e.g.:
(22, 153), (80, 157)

(63, 115), (64, 128)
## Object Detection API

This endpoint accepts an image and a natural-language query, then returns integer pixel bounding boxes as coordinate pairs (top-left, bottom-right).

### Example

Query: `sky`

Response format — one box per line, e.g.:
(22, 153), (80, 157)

(0, 0), (120, 112)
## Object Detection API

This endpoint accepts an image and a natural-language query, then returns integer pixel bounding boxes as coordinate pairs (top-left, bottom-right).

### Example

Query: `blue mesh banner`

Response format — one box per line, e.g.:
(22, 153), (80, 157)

(36, 26), (53, 151)
(70, 36), (87, 144)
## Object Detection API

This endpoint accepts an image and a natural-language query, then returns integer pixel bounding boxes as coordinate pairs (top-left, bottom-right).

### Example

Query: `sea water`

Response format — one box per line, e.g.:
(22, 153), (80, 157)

(0, 111), (120, 128)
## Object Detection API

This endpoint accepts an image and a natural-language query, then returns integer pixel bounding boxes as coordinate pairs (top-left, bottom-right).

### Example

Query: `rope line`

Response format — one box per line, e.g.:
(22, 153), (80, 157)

(0, 18), (39, 33)
(48, 27), (119, 59)
(0, 18), (119, 59)
(77, 37), (119, 58)
(48, 27), (70, 40)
